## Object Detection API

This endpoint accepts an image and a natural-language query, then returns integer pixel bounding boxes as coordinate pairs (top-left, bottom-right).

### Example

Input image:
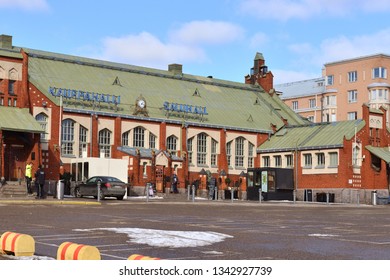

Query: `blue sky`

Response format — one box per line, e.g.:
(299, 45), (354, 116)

(1, 0), (390, 84)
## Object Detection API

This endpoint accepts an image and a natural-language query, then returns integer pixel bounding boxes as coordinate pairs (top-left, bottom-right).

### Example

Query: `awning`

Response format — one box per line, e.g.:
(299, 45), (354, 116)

(365, 145), (390, 163)
(0, 107), (44, 133)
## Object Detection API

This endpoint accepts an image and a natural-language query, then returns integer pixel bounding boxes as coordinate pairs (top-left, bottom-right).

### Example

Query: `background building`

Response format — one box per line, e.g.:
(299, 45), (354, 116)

(277, 54), (390, 125)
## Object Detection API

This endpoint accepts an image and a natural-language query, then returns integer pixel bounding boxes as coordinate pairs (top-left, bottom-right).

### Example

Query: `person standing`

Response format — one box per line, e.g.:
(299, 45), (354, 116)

(35, 165), (46, 199)
(25, 162), (33, 196)
(171, 173), (179, 193)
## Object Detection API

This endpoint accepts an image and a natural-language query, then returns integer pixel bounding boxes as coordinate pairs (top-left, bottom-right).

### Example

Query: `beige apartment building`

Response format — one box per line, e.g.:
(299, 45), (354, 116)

(278, 54), (390, 125)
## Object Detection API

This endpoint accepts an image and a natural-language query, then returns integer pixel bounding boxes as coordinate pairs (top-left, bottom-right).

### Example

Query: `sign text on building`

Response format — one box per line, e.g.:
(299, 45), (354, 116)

(49, 87), (121, 104)
(163, 101), (207, 115)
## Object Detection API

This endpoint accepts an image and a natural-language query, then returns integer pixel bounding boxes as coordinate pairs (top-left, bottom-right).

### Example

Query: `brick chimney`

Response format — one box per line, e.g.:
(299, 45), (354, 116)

(0, 35), (13, 49)
(168, 64), (183, 76)
(245, 52), (274, 92)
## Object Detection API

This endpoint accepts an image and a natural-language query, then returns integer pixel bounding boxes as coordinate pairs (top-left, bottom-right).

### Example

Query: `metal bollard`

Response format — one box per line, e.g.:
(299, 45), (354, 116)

(192, 185), (195, 202)
(187, 185), (190, 201)
(231, 188), (234, 203)
(326, 192), (329, 204)
(259, 188), (262, 204)
(146, 184), (149, 203)
(97, 180), (101, 202)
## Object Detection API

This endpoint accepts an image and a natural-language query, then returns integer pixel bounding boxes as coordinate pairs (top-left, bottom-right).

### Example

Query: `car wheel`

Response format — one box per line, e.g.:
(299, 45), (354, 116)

(117, 196), (124, 200)
(75, 187), (82, 198)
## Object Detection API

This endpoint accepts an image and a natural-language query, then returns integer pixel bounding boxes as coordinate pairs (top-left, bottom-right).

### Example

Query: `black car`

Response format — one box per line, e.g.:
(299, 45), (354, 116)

(74, 176), (127, 200)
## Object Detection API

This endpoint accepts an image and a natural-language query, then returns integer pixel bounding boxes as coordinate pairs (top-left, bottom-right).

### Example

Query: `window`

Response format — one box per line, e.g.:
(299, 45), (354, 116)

(248, 143), (254, 168)
(348, 71), (358, 82)
(309, 99), (316, 108)
(348, 90), (358, 103)
(353, 146), (360, 166)
(133, 127), (145, 147)
(149, 133), (156, 149)
(286, 154), (293, 168)
(8, 80), (15, 95)
(303, 154), (312, 168)
(329, 152), (338, 167)
(316, 153), (325, 167)
(235, 137), (245, 168)
(197, 133), (207, 165)
(347, 112), (357, 120)
(262, 156), (270, 167)
(307, 116), (314, 122)
(99, 129), (111, 158)
(292, 101), (298, 110)
(121, 131), (129, 146)
(61, 119), (75, 156)
(211, 139), (218, 166)
(226, 141), (232, 167)
(187, 138), (193, 164)
(327, 75), (334, 85)
(167, 135), (177, 156)
(79, 126), (88, 157)
(372, 67), (387, 79)
(35, 113), (48, 140)
(274, 155), (282, 167)
(325, 95), (336, 106)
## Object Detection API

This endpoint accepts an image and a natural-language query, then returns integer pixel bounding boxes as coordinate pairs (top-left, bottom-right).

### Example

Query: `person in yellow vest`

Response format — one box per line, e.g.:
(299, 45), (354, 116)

(25, 162), (33, 195)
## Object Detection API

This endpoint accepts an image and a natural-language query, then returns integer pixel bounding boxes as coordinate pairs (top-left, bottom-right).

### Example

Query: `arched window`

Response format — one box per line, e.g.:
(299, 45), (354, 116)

(133, 127), (145, 147)
(79, 125), (88, 158)
(35, 113), (48, 140)
(167, 135), (178, 156)
(99, 129), (111, 158)
(235, 137), (245, 168)
(61, 119), (75, 156)
(197, 133), (207, 165)
(122, 130), (129, 146)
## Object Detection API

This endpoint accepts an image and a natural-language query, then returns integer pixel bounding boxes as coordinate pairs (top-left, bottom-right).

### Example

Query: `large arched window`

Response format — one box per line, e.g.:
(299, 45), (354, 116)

(197, 133), (207, 165)
(99, 129), (111, 158)
(167, 135), (178, 156)
(61, 119), (75, 156)
(133, 127), (145, 147)
(35, 113), (48, 140)
(235, 137), (245, 168)
(79, 125), (88, 158)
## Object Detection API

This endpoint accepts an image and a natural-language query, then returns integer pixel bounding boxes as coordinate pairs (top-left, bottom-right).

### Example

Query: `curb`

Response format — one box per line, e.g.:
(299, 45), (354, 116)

(0, 199), (101, 205)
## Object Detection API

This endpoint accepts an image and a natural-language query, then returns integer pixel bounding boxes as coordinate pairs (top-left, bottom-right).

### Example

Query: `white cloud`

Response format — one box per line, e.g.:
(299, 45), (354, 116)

(96, 20), (243, 70)
(169, 20), (244, 45)
(0, 0), (49, 10)
(273, 69), (319, 85)
(240, 0), (390, 20)
(100, 32), (206, 69)
(249, 32), (269, 49)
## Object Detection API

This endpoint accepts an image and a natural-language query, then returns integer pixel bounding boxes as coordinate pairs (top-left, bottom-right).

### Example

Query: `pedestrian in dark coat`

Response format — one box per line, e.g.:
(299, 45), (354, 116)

(35, 165), (46, 199)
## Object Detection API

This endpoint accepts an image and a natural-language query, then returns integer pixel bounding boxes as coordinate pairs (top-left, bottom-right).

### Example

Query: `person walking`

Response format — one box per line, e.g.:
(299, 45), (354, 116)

(35, 165), (46, 199)
(25, 162), (33, 196)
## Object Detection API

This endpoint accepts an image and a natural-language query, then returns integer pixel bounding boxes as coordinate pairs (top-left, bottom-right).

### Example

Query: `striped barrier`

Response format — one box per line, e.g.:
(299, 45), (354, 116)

(57, 242), (101, 260)
(128, 254), (160, 260)
(0, 231), (35, 257)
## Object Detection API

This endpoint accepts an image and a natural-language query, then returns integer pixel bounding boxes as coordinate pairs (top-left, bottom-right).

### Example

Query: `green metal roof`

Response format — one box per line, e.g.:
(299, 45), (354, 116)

(365, 145), (390, 163)
(258, 119), (365, 152)
(0, 107), (44, 133)
(24, 48), (307, 133)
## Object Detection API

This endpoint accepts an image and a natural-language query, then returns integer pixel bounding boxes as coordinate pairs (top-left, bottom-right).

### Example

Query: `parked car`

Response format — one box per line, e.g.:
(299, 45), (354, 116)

(74, 176), (127, 200)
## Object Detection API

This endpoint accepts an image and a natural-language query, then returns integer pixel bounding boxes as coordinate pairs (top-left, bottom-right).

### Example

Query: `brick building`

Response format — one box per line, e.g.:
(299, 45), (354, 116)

(0, 35), (307, 198)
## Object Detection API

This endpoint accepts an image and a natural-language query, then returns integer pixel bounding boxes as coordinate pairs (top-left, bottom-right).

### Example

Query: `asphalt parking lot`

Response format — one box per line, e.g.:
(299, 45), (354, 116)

(1, 196), (390, 260)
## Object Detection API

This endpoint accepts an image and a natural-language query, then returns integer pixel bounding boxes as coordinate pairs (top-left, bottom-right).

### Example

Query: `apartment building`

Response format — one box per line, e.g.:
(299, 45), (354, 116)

(277, 54), (390, 125)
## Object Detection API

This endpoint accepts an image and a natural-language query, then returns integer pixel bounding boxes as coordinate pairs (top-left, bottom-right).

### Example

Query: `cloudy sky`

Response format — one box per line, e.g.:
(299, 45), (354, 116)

(1, 0), (389, 84)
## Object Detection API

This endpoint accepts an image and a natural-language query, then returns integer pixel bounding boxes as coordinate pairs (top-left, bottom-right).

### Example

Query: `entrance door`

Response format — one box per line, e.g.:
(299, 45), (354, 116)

(8, 145), (25, 181)
(155, 166), (164, 192)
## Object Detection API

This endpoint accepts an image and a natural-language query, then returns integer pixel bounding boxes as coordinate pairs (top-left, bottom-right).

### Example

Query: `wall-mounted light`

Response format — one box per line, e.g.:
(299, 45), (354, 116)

(42, 101), (47, 107)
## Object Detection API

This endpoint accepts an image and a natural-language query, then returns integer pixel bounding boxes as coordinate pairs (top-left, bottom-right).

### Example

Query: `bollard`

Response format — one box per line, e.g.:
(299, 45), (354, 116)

(192, 185), (195, 202)
(231, 188), (234, 203)
(57, 241), (101, 260)
(97, 180), (101, 202)
(128, 254), (160, 260)
(0, 231), (35, 257)
(259, 188), (262, 204)
(146, 183), (149, 203)
(187, 185), (190, 200)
